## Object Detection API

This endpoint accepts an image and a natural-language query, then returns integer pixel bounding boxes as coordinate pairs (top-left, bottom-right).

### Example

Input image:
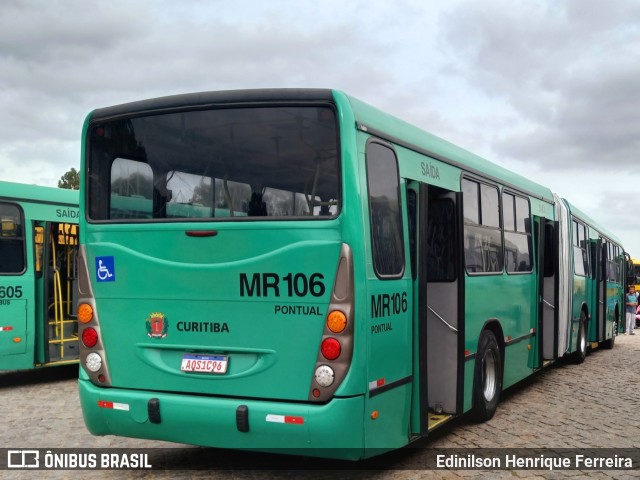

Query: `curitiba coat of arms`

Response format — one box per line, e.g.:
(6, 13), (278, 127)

(146, 312), (169, 339)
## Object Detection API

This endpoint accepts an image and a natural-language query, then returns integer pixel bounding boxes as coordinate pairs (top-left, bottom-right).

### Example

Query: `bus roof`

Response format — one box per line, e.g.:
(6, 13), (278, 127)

(87, 88), (336, 121)
(87, 88), (555, 204)
(340, 91), (555, 203)
(0, 180), (78, 207)
(562, 198), (623, 246)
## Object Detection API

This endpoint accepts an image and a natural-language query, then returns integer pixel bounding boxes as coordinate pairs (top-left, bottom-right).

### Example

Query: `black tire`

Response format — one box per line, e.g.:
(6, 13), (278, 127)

(571, 313), (587, 364)
(471, 330), (502, 422)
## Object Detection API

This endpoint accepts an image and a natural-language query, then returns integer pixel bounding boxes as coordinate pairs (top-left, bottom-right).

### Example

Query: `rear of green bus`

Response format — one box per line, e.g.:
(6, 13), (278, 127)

(78, 89), (368, 459)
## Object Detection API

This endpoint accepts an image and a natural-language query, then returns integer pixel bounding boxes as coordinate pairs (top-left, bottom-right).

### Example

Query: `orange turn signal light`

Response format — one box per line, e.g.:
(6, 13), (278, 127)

(326, 310), (347, 333)
(78, 303), (94, 323)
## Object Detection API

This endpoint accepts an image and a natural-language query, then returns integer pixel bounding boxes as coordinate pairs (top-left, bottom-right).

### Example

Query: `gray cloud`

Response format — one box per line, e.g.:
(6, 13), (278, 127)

(1, 0), (639, 253)
(441, 0), (640, 171)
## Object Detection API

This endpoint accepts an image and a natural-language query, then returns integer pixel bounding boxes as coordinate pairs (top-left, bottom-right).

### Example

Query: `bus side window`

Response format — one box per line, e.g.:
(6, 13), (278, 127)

(110, 158), (154, 219)
(503, 192), (533, 273)
(0, 203), (26, 274)
(462, 178), (503, 274)
(572, 220), (588, 277)
(366, 141), (404, 278)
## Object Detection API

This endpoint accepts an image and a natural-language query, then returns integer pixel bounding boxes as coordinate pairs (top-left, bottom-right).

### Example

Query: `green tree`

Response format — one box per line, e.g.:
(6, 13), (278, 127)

(58, 168), (80, 190)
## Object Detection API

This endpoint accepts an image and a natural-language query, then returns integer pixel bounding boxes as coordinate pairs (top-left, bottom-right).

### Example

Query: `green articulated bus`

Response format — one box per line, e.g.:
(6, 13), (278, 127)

(0, 181), (79, 371)
(77, 89), (626, 460)
(555, 199), (624, 357)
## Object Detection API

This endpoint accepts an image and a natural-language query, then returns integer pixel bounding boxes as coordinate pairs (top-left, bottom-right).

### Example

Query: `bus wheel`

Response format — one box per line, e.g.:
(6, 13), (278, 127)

(471, 330), (502, 422)
(571, 314), (587, 364)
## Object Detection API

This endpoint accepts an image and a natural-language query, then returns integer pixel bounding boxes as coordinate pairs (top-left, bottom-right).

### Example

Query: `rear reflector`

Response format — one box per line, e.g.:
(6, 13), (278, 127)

(97, 400), (130, 411)
(265, 414), (304, 425)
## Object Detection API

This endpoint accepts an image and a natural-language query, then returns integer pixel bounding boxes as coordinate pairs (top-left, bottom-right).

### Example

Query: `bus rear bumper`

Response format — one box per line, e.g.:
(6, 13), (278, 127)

(78, 378), (366, 460)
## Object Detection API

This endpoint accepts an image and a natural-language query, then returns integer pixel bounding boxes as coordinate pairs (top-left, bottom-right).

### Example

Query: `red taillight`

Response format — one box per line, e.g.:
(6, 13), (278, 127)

(82, 327), (98, 348)
(321, 338), (341, 360)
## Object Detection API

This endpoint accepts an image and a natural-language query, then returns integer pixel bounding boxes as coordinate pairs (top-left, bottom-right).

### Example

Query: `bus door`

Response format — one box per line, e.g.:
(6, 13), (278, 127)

(34, 222), (79, 365)
(407, 181), (462, 436)
(0, 202), (30, 369)
(538, 219), (557, 363)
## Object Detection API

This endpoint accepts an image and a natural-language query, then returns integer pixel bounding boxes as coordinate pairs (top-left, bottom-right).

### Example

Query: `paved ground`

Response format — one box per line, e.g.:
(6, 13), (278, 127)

(1, 332), (639, 479)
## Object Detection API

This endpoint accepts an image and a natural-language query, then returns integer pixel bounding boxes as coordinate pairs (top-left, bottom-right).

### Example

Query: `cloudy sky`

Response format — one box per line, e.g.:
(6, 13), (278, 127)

(2, 0), (639, 255)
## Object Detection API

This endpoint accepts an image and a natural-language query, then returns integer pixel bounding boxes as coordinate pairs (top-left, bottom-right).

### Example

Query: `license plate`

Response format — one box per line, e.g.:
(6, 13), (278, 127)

(180, 354), (228, 374)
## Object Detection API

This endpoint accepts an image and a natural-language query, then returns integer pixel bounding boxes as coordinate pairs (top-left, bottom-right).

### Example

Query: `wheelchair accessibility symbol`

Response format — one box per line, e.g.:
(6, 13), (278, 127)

(95, 256), (115, 282)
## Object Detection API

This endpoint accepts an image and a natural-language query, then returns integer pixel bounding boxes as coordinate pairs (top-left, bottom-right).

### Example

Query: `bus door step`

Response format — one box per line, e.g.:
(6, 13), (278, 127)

(427, 411), (454, 431)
